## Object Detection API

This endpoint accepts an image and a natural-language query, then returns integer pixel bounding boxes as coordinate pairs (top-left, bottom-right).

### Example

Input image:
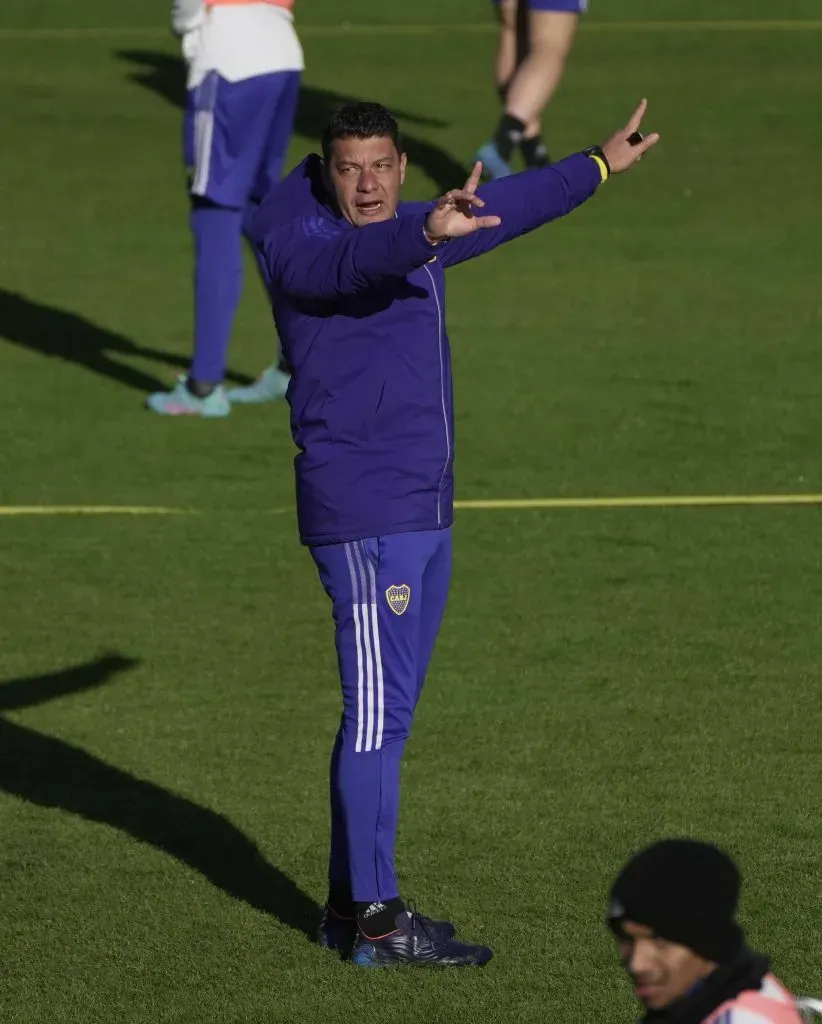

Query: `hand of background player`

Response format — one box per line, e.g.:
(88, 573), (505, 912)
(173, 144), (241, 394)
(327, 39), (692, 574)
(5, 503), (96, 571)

(424, 163), (502, 243)
(601, 99), (660, 173)
(181, 26), (203, 64)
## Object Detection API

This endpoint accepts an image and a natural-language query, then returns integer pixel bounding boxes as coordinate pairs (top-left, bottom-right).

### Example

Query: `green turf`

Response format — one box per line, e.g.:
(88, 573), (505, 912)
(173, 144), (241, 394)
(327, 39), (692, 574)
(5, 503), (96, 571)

(1, 2), (821, 1022)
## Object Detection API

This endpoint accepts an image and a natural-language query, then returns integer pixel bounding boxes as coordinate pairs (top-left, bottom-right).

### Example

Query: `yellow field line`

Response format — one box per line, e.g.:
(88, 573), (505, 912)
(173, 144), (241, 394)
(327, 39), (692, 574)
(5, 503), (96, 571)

(455, 494), (822, 510)
(586, 19), (822, 31)
(0, 20), (821, 41)
(1, 495), (822, 517)
(0, 506), (191, 516)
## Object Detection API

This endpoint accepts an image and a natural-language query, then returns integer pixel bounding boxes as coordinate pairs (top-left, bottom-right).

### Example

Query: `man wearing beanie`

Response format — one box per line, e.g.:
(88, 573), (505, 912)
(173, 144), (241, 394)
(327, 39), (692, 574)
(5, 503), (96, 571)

(606, 839), (804, 1024)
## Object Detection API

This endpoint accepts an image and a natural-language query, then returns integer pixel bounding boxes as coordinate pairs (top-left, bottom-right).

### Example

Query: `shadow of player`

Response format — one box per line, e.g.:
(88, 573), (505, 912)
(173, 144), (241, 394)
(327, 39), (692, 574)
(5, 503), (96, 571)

(0, 653), (318, 937)
(117, 49), (470, 194)
(0, 289), (252, 394)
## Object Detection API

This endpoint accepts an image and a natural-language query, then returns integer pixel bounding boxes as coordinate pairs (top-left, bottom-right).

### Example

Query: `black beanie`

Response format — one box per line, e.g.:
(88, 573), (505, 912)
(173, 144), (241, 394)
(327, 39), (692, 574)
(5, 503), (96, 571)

(606, 839), (744, 964)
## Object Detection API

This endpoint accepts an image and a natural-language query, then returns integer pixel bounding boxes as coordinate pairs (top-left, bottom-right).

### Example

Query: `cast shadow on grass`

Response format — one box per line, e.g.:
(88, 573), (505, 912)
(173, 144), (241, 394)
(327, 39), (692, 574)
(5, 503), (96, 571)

(0, 653), (318, 937)
(116, 49), (470, 194)
(0, 289), (253, 394)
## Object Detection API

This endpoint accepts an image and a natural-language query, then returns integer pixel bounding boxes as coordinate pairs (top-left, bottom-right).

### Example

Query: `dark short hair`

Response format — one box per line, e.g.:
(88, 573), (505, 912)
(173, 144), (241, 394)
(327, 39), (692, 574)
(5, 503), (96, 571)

(321, 102), (403, 161)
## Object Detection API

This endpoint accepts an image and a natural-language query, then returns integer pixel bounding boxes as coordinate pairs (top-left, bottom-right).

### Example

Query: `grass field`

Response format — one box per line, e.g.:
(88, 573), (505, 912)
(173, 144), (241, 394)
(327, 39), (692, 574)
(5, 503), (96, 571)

(1, 1), (821, 1021)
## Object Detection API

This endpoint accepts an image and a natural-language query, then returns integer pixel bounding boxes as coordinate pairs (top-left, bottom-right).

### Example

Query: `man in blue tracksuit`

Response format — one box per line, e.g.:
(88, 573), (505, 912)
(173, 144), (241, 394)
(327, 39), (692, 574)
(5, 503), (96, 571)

(252, 100), (658, 967)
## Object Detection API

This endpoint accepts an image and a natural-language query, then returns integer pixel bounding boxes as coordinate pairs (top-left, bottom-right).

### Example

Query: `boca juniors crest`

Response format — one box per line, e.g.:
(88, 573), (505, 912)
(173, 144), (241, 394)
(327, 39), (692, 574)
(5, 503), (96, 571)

(386, 584), (411, 616)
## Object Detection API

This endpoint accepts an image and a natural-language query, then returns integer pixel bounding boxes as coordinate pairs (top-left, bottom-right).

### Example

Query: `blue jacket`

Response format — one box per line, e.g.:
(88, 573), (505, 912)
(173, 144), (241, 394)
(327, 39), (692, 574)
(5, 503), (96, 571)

(252, 152), (602, 547)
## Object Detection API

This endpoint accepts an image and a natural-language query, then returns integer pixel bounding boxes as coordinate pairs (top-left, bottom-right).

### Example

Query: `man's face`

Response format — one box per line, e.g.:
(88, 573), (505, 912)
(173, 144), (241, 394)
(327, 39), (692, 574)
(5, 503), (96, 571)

(325, 135), (407, 227)
(617, 922), (716, 1011)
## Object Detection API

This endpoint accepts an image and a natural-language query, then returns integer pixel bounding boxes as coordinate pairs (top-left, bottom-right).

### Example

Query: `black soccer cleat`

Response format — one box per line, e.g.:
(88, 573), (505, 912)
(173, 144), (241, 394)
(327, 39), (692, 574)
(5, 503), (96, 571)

(318, 905), (457, 956)
(351, 910), (492, 968)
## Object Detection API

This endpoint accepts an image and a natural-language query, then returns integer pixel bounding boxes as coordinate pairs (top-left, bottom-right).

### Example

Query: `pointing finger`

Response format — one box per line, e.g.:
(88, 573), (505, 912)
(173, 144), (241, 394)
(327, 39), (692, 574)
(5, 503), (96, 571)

(464, 161), (483, 195)
(625, 98), (647, 135)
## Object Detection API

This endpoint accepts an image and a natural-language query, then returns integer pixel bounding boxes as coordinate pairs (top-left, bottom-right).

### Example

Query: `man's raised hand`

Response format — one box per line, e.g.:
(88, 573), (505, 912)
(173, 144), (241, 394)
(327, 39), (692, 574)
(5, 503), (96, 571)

(424, 162), (502, 243)
(601, 99), (660, 174)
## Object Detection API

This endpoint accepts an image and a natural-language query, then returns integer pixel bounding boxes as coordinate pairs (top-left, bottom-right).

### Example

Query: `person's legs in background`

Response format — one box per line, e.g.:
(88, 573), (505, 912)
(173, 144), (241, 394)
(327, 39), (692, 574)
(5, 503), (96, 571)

(147, 71), (299, 416)
(494, 1), (548, 169)
(227, 70), (302, 406)
(476, 0), (584, 179)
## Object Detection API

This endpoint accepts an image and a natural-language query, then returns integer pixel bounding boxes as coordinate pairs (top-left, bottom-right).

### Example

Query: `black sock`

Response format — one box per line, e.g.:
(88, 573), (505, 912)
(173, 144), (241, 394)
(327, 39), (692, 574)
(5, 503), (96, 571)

(493, 114), (527, 162)
(277, 354), (292, 376)
(327, 881), (355, 919)
(186, 376), (215, 398)
(356, 898), (405, 938)
(521, 135), (552, 168)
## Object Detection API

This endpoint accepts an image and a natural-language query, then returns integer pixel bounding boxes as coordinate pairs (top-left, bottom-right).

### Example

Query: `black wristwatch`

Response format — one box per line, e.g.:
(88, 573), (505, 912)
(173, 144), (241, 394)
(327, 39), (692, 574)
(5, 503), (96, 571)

(583, 145), (611, 182)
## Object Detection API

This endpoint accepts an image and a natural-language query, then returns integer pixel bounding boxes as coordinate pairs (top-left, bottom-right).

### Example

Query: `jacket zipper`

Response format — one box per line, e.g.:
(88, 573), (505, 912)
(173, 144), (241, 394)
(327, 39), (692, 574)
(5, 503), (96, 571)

(423, 263), (450, 528)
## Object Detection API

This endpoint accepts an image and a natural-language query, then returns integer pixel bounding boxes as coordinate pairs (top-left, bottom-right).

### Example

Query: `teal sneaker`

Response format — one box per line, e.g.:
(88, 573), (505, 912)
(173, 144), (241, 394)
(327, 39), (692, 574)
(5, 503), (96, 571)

(225, 365), (290, 404)
(474, 142), (513, 180)
(146, 376), (230, 417)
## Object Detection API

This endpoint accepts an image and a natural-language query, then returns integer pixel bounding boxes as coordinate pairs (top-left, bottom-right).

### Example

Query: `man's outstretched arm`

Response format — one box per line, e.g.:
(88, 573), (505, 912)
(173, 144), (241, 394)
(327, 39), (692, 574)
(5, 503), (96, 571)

(437, 154), (603, 269)
(426, 99), (660, 269)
